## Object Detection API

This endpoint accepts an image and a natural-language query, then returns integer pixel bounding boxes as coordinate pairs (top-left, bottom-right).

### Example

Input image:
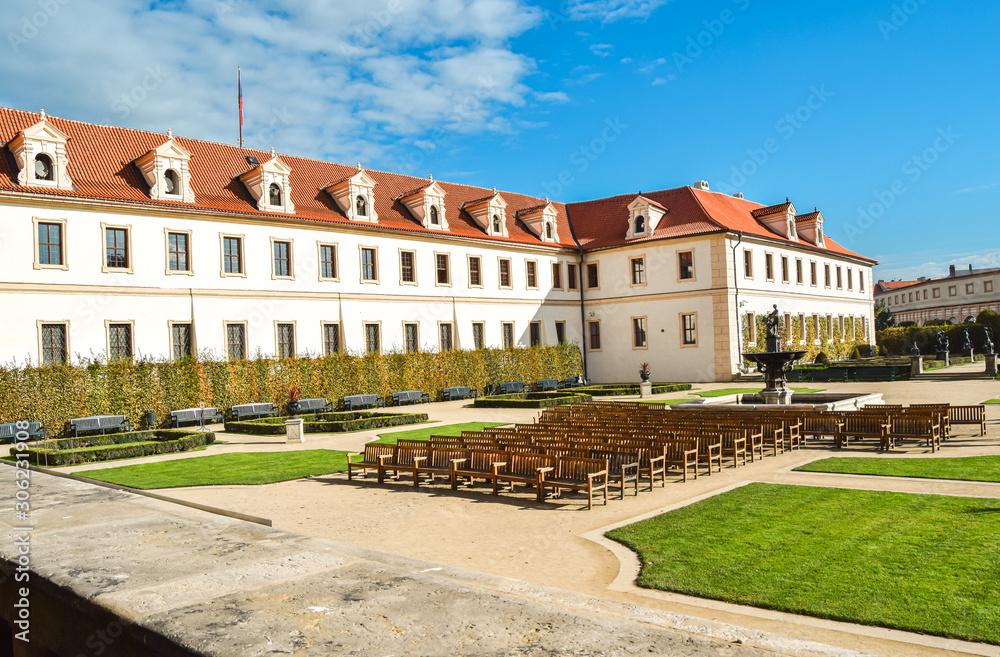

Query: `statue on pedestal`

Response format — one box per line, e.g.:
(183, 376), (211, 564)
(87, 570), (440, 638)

(910, 342), (921, 357)
(764, 304), (780, 353)
(936, 331), (949, 353)
(962, 328), (974, 354)
(984, 328), (995, 355)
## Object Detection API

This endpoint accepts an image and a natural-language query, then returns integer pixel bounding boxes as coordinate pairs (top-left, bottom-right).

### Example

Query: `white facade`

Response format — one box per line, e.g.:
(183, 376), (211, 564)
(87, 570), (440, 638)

(876, 266), (1000, 325)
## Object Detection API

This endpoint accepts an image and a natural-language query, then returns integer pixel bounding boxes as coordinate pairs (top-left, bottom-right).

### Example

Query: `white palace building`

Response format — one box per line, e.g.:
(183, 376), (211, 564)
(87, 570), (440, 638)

(0, 108), (876, 382)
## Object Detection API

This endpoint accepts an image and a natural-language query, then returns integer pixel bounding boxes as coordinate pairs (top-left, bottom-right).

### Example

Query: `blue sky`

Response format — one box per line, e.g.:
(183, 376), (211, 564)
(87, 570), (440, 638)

(2, 0), (998, 281)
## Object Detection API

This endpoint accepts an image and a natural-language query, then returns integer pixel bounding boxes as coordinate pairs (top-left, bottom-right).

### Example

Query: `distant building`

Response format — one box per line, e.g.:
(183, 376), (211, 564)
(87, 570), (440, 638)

(874, 265), (1000, 325)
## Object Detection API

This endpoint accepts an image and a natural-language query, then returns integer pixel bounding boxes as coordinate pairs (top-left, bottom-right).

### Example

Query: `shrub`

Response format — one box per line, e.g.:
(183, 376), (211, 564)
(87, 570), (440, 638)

(17, 430), (214, 466)
(814, 352), (830, 365)
(224, 411), (428, 435)
(850, 346), (862, 360)
(574, 383), (691, 396)
(473, 392), (593, 409)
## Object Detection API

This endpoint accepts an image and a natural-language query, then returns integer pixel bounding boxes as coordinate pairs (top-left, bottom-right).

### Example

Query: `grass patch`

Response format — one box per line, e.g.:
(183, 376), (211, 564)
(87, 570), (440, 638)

(983, 399), (1000, 404)
(694, 387), (823, 397)
(370, 422), (505, 445)
(75, 450), (352, 489)
(636, 399), (700, 405)
(607, 483), (1000, 644)
(795, 456), (1000, 483)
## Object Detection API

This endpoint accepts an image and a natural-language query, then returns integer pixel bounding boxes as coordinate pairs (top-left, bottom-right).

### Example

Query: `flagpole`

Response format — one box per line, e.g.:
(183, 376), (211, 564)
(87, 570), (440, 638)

(238, 66), (243, 148)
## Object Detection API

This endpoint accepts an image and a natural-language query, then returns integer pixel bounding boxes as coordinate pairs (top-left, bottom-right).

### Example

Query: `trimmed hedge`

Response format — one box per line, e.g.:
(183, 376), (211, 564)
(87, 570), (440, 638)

(473, 392), (593, 409)
(0, 343), (582, 437)
(574, 383), (691, 396)
(224, 411), (428, 435)
(16, 430), (215, 466)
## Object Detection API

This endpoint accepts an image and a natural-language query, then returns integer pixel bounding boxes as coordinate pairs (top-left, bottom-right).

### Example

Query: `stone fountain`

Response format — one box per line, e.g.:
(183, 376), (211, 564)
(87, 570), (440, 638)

(741, 305), (807, 405)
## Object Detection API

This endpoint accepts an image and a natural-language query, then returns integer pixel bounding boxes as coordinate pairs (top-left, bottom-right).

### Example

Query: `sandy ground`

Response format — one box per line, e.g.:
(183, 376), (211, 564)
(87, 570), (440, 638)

(72, 363), (1000, 656)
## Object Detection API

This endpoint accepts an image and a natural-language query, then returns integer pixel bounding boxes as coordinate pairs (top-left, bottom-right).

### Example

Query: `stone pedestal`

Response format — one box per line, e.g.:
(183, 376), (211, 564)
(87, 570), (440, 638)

(987, 354), (997, 377)
(639, 381), (652, 398)
(910, 355), (923, 377)
(966, 349), (975, 361)
(285, 418), (305, 443)
(936, 351), (949, 367)
(760, 388), (793, 405)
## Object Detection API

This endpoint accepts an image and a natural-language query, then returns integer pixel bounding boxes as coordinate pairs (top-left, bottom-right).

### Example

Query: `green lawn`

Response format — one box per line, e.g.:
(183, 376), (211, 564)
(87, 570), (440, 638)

(370, 421), (505, 445)
(694, 387), (823, 397)
(983, 399), (1000, 404)
(606, 483), (1000, 644)
(638, 399), (700, 405)
(795, 456), (1000, 483)
(75, 450), (352, 489)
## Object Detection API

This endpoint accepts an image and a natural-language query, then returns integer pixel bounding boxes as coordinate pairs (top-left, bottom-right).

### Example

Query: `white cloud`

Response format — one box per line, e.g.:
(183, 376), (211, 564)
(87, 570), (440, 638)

(535, 91), (571, 103)
(620, 57), (633, 64)
(954, 181), (1000, 195)
(590, 43), (614, 57)
(563, 0), (670, 23)
(873, 247), (1000, 281)
(0, 0), (545, 166)
(651, 77), (666, 86)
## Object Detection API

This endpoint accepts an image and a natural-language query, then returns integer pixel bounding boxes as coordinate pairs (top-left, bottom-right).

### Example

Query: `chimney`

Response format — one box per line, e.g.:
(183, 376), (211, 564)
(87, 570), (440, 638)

(949, 265), (956, 277)
(969, 264), (973, 273)
(877, 279), (885, 285)
(732, 192), (744, 199)
(692, 180), (710, 191)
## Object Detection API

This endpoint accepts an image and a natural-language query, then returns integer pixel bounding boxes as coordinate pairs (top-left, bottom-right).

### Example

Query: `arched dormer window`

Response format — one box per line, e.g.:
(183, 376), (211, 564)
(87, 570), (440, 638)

(356, 195), (367, 217)
(545, 223), (553, 239)
(34, 153), (54, 181)
(493, 215), (501, 234)
(164, 169), (180, 196)
(269, 183), (283, 207)
(634, 214), (645, 234)
(430, 205), (439, 225)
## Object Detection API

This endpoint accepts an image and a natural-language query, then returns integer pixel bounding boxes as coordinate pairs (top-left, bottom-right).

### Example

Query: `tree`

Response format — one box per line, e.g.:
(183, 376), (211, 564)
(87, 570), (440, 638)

(874, 300), (896, 331)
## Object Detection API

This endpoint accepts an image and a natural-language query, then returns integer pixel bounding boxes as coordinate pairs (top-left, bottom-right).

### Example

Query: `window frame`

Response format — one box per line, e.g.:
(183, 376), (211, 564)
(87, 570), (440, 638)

(501, 321), (515, 349)
(932, 287), (941, 298)
(359, 245), (379, 284)
(403, 321), (420, 353)
(966, 282), (975, 294)
(167, 320), (194, 361)
(824, 263), (831, 288)
(680, 312), (698, 347)
(467, 255), (483, 288)
(224, 320), (248, 361)
(435, 251), (452, 287)
(810, 261), (817, 287)
(746, 312), (756, 346)
(836, 265), (843, 290)
(948, 285), (957, 297)
(585, 262), (600, 290)
(317, 242), (339, 282)
(268, 183), (283, 209)
(498, 257), (512, 289)
(101, 222), (133, 274)
(567, 263), (579, 291)
(363, 321), (382, 355)
(528, 320), (541, 347)
(551, 262), (563, 290)
(677, 250), (695, 282)
(33, 217), (68, 271)
(985, 280), (994, 293)
(270, 237), (295, 281)
(220, 233), (246, 278)
(780, 255), (789, 283)
(525, 259), (538, 290)
(630, 255), (646, 287)
(36, 320), (69, 366)
(105, 320), (135, 362)
(587, 319), (602, 352)
(847, 268), (853, 291)
(554, 320), (566, 344)
(764, 252), (774, 282)
(399, 249), (417, 285)
(439, 321), (455, 351)
(164, 228), (193, 276)
(795, 258), (803, 285)
(274, 321), (297, 359)
(631, 316), (648, 350)
(472, 321), (485, 350)
(321, 322), (341, 355)
(743, 249), (753, 279)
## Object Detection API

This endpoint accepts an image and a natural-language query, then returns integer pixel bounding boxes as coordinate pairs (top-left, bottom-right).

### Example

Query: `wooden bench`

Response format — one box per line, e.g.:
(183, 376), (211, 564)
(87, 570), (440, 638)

(343, 394), (385, 411)
(833, 414), (889, 449)
(230, 403), (278, 421)
(890, 416), (941, 452)
(660, 438), (698, 483)
(0, 422), (46, 443)
(390, 390), (430, 406)
(295, 398), (333, 414)
(535, 378), (559, 392)
(591, 449), (640, 499)
(498, 381), (526, 394)
(442, 386), (478, 401)
(414, 447), (469, 486)
(949, 405), (986, 435)
(493, 452), (558, 500)
(68, 415), (130, 437)
(539, 457), (608, 509)
(557, 376), (586, 389)
(378, 445), (430, 484)
(347, 444), (396, 483)
(451, 449), (508, 489)
(170, 406), (224, 428)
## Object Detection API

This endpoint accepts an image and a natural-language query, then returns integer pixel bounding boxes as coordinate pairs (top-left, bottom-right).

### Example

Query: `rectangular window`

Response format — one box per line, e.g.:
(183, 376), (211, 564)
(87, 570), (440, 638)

(223, 236), (243, 274)
(746, 313), (756, 344)
(678, 251), (694, 280)
(502, 322), (514, 349)
(799, 314), (806, 342)
(499, 258), (511, 288)
(319, 244), (338, 280)
(765, 253), (774, 280)
(107, 323), (132, 361)
(472, 322), (485, 350)
(529, 321), (541, 347)
(361, 247), (378, 282)
(171, 323), (192, 360)
(826, 314), (833, 341)
(824, 264), (831, 287)
(586, 262), (599, 289)
(681, 313), (697, 346)
(784, 313), (792, 344)
(40, 323), (67, 365)
(526, 260), (537, 289)
(859, 270), (865, 291)
(909, 292), (913, 302)
(795, 259), (803, 284)
(323, 323), (340, 355)
(948, 285), (957, 297)
(168, 232), (190, 272)
(781, 256), (789, 283)
(273, 240), (291, 278)
(567, 263), (578, 290)
(400, 250), (416, 283)
(836, 266), (842, 289)
(812, 314), (820, 343)
(555, 321), (566, 344)
(933, 287), (941, 298)
(847, 269), (853, 291)
(743, 250), (752, 278)
(404, 322), (419, 352)
(364, 322), (381, 354)
(986, 280), (994, 293)
(105, 227), (129, 269)
(468, 256), (482, 287)
(966, 283), (975, 294)
(632, 317), (647, 349)
(226, 323), (246, 361)
(588, 320), (601, 351)
(436, 253), (451, 285)
(552, 262), (562, 290)
(810, 261), (817, 286)
(38, 222), (64, 266)
(276, 323), (295, 358)
(631, 257), (645, 286)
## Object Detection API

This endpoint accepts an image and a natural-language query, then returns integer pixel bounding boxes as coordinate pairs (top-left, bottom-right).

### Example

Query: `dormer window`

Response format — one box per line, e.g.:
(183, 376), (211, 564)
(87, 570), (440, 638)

(634, 215), (645, 234)
(356, 195), (367, 217)
(34, 153), (54, 181)
(164, 169), (180, 195)
(325, 167), (377, 223)
(238, 152), (294, 214)
(493, 215), (501, 233)
(794, 208), (825, 247)
(626, 196), (666, 240)
(269, 183), (283, 207)
(463, 189), (508, 237)
(545, 223), (553, 239)
(752, 199), (798, 241)
(430, 206), (439, 225)
(518, 200), (559, 242)
(398, 178), (447, 230)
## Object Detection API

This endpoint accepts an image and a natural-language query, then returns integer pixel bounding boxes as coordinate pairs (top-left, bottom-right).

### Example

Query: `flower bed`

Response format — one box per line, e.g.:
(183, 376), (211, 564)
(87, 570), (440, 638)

(224, 411), (428, 435)
(16, 430), (215, 466)
(473, 391), (593, 409)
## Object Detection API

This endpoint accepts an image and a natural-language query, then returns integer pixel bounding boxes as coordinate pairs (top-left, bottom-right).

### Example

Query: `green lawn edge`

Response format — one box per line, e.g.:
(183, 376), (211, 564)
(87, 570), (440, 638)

(794, 455), (1000, 483)
(370, 422), (505, 445)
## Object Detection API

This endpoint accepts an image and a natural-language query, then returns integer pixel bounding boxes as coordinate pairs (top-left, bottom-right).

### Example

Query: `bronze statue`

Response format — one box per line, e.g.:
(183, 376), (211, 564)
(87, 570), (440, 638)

(764, 304), (780, 353)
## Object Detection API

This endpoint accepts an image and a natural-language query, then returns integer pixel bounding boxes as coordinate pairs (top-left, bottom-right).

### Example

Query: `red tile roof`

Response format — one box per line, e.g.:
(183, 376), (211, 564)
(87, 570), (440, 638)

(874, 280), (919, 293)
(750, 201), (792, 218)
(0, 107), (876, 262)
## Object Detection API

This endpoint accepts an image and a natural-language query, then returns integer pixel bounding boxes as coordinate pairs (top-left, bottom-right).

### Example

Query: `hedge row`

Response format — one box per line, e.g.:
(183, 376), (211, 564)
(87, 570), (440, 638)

(876, 323), (998, 356)
(473, 392), (594, 409)
(17, 431), (215, 466)
(574, 383), (691, 396)
(224, 411), (428, 436)
(0, 343), (583, 437)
